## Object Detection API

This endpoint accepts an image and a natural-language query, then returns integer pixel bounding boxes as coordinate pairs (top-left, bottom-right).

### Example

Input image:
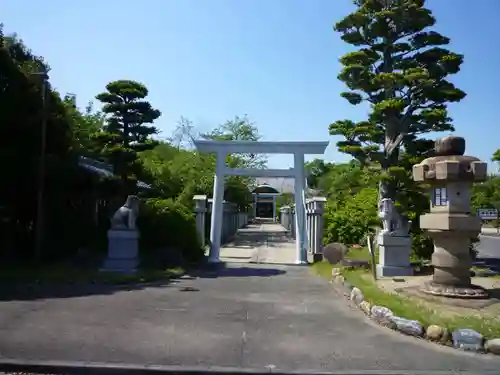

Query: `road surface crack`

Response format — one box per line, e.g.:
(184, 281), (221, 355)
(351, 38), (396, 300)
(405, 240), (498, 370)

(239, 301), (249, 368)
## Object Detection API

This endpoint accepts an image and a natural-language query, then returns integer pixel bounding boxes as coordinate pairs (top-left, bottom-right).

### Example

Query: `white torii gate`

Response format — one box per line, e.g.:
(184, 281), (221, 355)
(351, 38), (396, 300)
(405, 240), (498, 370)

(193, 140), (329, 264)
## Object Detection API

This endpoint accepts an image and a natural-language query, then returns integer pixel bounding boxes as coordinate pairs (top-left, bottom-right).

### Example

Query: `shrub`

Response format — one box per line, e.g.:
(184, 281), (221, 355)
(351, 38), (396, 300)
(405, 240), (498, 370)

(323, 186), (436, 262)
(137, 198), (204, 265)
(410, 231), (434, 261)
(323, 187), (379, 245)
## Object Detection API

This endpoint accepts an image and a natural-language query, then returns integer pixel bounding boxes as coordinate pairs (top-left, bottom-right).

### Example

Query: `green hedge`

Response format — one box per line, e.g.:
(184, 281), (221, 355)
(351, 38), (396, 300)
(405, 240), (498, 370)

(138, 198), (204, 264)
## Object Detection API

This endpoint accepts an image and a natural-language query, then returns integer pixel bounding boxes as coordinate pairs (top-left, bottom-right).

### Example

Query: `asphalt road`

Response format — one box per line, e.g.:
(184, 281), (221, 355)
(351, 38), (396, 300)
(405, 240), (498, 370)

(478, 235), (500, 258)
(0, 263), (500, 373)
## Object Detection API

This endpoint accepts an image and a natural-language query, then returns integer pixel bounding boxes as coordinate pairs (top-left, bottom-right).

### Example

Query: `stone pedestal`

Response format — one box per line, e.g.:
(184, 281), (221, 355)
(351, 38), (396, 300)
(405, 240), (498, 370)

(376, 232), (413, 277)
(101, 230), (140, 274)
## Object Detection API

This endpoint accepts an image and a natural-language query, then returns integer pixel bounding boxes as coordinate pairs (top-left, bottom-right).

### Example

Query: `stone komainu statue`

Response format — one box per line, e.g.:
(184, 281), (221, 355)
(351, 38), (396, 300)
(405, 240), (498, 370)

(110, 195), (140, 230)
(378, 198), (411, 237)
(378, 198), (394, 233)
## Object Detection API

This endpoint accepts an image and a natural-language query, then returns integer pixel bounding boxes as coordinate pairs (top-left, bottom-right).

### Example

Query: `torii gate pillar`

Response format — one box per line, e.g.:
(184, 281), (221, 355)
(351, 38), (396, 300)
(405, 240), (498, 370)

(194, 140), (329, 264)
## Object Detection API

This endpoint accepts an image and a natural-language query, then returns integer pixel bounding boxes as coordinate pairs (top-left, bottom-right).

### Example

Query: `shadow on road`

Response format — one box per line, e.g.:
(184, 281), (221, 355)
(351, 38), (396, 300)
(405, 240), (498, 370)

(0, 278), (181, 302)
(0, 263), (286, 302)
(192, 263), (287, 279)
(474, 256), (500, 273)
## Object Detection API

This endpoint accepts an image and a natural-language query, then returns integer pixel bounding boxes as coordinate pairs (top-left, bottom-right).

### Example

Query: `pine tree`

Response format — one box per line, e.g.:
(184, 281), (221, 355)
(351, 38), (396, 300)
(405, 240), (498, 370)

(329, 0), (466, 211)
(95, 80), (161, 194)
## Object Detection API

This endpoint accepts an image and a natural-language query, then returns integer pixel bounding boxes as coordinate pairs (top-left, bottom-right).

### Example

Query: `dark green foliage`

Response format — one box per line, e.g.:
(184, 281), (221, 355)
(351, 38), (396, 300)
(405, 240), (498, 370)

(329, 0), (465, 204)
(138, 198), (204, 264)
(0, 26), (102, 261)
(305, 159), (335, 190)
(326, 0), (466, 258)
(472, 175), (500, 214)
(493, 150), (500, 164)
(95, 80), (161, 195)
(276, 193), (294, 214)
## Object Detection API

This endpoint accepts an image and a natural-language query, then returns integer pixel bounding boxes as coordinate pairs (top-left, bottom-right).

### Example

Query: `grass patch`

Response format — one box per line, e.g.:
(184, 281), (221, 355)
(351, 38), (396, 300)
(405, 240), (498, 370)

(0, 263), (185, 285)
(312, 261), (500, 339)
(345, 246), (377, 262)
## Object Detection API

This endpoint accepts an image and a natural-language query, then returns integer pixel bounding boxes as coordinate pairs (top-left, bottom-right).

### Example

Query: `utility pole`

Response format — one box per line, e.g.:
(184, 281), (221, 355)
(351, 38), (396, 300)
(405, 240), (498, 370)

(32, 70), (49, 261)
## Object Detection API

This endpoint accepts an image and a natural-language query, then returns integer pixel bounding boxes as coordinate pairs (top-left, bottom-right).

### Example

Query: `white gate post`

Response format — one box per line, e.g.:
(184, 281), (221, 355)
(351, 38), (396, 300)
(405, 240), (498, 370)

(293, 152), (308, 264)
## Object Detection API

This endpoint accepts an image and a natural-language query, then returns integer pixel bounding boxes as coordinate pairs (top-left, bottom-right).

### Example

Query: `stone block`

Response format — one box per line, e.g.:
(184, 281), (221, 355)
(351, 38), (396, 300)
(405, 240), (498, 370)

(435, 160), (459, 180)
(102, 230), (140, 274)
(412, 164), (426, 182)
(420, 213), (481, 232)
(390, 316), (424, 337)
(452, 328), (484, 352)
(471, 161), (488, 181)
(376, 233), (413, 277)
(377, 233), (411, 247)
(322, 242), (348, 264)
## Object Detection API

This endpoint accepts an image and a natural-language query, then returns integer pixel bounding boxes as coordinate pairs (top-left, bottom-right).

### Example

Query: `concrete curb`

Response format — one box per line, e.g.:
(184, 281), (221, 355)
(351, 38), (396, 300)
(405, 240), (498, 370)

(0, 358), (496, 375)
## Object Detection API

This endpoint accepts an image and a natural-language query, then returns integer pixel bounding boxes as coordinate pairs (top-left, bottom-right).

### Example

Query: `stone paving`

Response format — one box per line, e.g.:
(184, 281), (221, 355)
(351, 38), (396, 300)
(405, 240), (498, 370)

(219, 222), (297, 265)
(1, 224), (500, 372)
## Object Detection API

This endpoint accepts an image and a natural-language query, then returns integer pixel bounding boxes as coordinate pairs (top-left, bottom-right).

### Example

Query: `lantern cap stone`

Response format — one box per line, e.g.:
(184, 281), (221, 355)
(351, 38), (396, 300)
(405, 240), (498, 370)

(435, 135), (465, 156)
(412, 135), (487, 183)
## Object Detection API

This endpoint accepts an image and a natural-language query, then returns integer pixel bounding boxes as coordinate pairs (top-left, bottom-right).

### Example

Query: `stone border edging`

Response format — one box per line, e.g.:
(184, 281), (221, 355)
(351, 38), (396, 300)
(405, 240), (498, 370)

(330, 267), (500, 355)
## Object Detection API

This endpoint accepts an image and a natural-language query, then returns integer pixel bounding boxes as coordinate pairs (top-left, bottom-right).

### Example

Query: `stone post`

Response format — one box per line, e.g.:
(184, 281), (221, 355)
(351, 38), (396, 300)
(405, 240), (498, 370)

(193, 195), (207, 249)
(311, 197), (327, 262)
(413, 135), (488, 298)
(207, 198), (213, 241)
(222, 201), (230, 244)
(280, 206), (289, 231)
(306, 199), (312, 253)
(230, 203), (238, 237)
(290, 204), (297, 240)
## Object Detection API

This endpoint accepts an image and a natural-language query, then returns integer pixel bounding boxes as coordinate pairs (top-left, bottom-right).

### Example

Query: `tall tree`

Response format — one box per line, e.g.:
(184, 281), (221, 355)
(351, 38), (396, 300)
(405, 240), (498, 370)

(492, 149), (500, 169)
(329, 0), (465, 215)
(62, 94), (104, 154)
(95, 80), (161, 194)
(304, 159), (335, 191)
(201, 115), (267, 169)
(169, 116), (198, 150)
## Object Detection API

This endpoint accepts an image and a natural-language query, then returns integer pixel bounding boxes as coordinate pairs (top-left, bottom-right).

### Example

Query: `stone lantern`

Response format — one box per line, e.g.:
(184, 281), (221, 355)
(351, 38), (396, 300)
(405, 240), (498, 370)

(412, 135), (488, 298)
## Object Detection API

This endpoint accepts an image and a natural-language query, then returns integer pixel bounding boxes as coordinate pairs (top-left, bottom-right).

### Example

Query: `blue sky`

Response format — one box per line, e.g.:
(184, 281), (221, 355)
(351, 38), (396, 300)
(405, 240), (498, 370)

(3, 0), (500, 169)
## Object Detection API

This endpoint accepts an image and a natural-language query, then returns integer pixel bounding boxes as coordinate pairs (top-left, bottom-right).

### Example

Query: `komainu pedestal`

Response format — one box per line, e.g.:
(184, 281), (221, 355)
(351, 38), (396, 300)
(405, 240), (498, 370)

(102, 230), (140, 273)
(376, 232), (413, 277)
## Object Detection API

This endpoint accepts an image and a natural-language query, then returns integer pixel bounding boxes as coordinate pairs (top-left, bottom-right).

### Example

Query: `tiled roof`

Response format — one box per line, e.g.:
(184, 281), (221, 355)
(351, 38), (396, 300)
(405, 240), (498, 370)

(78, 156), (151, 189)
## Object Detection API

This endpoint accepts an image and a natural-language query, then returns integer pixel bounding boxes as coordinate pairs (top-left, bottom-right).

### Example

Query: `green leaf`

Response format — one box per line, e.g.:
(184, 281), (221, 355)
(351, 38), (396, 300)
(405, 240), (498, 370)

(340, 92), (363, 105)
